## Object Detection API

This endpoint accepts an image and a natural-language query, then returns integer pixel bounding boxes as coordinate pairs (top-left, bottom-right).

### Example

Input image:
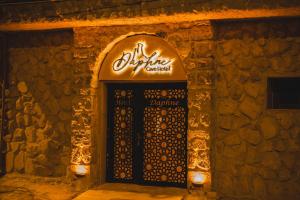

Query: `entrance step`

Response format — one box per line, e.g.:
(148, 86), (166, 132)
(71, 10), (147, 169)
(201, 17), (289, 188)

(73, 183), (186, 200)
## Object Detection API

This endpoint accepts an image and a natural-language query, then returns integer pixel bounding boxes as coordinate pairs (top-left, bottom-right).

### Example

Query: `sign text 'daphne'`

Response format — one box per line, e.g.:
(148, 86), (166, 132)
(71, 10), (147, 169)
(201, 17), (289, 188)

(112, 42), (173, 76)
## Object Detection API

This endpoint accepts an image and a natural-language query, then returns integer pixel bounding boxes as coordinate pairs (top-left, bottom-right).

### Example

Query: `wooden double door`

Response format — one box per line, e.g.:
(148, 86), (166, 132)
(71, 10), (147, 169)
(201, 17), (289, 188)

(106, 83), (188, 187)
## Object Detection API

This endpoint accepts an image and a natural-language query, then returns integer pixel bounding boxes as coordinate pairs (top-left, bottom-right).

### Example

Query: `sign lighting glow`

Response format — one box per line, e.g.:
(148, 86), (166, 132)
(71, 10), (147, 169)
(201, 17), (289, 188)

(112, 42), (174, 76)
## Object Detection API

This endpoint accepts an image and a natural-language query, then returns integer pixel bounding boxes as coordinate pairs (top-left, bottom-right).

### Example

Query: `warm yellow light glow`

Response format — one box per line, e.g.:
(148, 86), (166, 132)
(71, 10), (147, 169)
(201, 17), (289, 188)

(112, 41), (174, 76)
(191, 171), (206, 185)
(71, 164), (90, 176)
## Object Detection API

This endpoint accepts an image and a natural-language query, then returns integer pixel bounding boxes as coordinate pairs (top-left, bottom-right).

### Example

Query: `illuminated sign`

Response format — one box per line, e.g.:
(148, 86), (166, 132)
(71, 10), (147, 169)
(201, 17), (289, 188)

(112, 42), (173, 76)
(99, 34), (187, 81)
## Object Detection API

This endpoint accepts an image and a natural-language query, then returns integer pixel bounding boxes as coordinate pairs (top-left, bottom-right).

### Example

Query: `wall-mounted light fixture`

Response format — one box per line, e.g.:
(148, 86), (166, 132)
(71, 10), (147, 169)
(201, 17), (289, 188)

(189, 171), (207, 191)
(191, 171), (206, 189)
(71, 164), (90, 177)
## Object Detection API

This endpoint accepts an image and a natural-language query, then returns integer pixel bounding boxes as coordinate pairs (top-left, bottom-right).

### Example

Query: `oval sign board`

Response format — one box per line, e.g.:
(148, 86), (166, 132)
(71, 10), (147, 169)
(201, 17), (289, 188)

(99, 34), (187, 81)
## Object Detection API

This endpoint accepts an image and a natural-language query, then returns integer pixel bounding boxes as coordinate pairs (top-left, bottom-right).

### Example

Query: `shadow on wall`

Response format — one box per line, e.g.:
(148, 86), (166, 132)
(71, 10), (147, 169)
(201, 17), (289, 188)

(4, 30), (74, 176)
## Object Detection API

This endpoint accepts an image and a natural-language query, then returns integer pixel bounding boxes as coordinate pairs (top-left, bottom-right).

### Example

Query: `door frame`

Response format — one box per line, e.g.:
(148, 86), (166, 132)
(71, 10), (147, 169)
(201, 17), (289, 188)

(105, 82), (188, 188)
(0, 33), (8, 176)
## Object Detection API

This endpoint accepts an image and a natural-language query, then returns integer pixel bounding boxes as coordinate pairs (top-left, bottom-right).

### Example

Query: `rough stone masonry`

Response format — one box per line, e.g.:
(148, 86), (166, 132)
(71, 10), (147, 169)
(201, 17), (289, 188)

(2, 16), (300, 200)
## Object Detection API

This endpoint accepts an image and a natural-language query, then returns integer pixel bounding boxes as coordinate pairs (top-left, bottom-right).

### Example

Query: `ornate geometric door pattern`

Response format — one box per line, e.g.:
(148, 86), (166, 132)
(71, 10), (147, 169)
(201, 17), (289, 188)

(107, 83), (187, 187)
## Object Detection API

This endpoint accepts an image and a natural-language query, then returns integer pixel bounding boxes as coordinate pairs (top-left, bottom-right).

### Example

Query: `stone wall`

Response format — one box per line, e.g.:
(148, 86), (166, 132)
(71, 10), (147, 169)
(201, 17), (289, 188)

(4, 30), (74, 176)
(1, 0), (300, 23)
(214, 18), (300, 200)
(3, 15), (300, 199)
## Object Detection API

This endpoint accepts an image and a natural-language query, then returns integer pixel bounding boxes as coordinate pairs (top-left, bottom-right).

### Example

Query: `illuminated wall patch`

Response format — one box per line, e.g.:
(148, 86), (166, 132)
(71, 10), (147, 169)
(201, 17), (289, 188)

(112, 42), (173, 76)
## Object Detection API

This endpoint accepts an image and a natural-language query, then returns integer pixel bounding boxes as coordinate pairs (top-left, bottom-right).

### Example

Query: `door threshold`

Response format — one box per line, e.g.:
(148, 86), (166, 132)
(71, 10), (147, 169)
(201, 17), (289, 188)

(74, 183), (186, 200)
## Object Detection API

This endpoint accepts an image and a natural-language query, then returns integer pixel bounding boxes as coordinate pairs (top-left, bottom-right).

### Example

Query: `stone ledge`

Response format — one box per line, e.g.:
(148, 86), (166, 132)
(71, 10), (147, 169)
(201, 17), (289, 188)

(1, 7), (300, 31)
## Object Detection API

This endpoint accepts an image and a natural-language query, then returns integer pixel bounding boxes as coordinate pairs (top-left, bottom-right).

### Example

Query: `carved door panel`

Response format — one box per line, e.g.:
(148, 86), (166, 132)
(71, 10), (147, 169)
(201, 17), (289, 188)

(107, 87), (135, 182)
(107, 83), (187, 187)
(142, 86), (187, 187)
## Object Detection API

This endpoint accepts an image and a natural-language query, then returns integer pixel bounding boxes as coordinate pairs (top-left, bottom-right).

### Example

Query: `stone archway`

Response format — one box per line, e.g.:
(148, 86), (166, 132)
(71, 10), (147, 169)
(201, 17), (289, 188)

(70, 26), (214, 190)
(92, 33), (189, 186)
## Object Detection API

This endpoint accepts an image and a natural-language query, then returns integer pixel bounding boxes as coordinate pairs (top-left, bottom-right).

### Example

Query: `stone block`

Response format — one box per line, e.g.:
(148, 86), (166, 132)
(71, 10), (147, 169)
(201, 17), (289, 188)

(259, 168), (277, 180)
(219, 115), (232, 130)
(63, 84), (72, 96)
(47, 97), (60, 115)
(187, 70), (214, 87)
(253, 57), (270, 72)
(36, 78), (48, 92)
(281, 153), (295, 169)
(236, 56), (252, 70)
(275, 113), (294, 130)
(262, 152), (281, 170)
(58, 111), (72, 121)
(36, 128), (47, 142)
(239, 97), (261, 119)
(244, 82), (260, 98)
(253, 176), (266, 198)
(17, 81), (28, 93)
(218, 99), (238, 115)
(14, 151), (25, 172)
(23, 102), (33, 115)
(4, 134), (13, 142)
(23, 114), (31, 126)
(240, 128), (262, 145)
(33, 103), (43, 116)
(260, 141), (274, 152)
(290, 126), (300, 139)
(51, 130), (61, 141)
(13, 128), (25, 141)
(25, 126), (36, 143)
(232, 114), (250, 129)
(190, 25), (213, 41)
(235, 176), (251, 195)
(35, 154), (48, 167)
(25, 158), (34, 174)
(53, 164), (67, 177)
(34, 164), (52, 176)
(223, 142), (246, 158)
(217, 55), (231, 66)
(38, 114), (46, 128)
(246, 146), (261, 164)
(216, 81), (229, 97)
(15, 112), (24, 127)
(273, 140), (286, 152)
(8, 120), (15, 135)
(10, 142), (20, 153)
(267, 181), (282, 198)
(221, 39), (240, 56)
(216, 173), (234, 195)
(260, 116), (279, 140)
(26, 143), (40, 158)
(6, 110), (14, 120)
(16, 98), (23, 111)
(266, 39), (290, 56)
(251, 43), (264, 57)
(192, 41), (213, 58)
(229, 82), (243, 100)
(224, 134), (241, 145)
(278, 168), (291, 181)
(56, 122), (65, 134)
(6, 151), (14, 172)
(38, 139), (51, 154)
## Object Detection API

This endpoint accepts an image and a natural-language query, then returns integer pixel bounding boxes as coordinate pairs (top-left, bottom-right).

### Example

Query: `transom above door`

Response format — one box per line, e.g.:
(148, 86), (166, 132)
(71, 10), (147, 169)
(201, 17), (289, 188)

(106, 83), (187, 188)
